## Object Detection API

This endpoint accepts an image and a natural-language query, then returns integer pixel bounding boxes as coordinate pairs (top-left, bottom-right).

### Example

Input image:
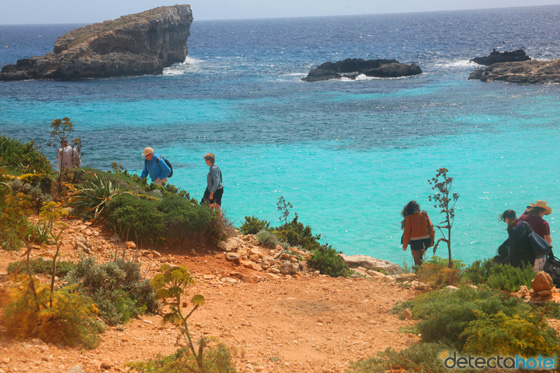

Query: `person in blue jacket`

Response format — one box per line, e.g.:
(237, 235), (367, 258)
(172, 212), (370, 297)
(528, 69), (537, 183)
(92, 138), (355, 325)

(141, 147), (171, 185)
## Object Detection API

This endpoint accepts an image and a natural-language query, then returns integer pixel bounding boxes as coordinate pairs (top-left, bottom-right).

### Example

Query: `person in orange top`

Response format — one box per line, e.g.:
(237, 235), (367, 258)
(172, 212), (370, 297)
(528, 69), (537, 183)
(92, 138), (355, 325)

(401, 201), (435, 266)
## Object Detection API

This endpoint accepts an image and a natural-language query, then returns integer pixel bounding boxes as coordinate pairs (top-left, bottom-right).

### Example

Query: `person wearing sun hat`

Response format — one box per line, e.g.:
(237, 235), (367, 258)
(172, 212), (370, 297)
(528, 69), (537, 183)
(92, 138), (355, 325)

(140, 147), (171, 186)
(519, 200), (552, 271)
(519, 200), (552, 244)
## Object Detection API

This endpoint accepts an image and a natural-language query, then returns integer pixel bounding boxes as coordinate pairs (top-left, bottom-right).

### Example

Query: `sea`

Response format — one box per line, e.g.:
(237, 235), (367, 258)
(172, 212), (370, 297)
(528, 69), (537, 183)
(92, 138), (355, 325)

(0, 5), (559, 266)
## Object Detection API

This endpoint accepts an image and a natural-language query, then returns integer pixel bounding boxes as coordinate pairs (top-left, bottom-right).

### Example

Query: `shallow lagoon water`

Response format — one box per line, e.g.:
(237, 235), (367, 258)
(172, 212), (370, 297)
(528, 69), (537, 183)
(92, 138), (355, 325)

(1, 6), (559, 265)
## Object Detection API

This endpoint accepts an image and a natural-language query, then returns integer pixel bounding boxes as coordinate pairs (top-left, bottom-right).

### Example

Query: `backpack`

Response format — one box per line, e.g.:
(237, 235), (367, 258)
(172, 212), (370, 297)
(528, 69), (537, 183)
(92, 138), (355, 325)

(156, 156), (173, 178)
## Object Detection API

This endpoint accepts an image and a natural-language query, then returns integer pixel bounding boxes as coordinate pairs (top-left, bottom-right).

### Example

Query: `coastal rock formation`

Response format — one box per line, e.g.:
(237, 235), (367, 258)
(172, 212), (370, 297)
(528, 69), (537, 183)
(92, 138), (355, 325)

(468, 59), (560, 84)
(340, 254), (403, 275)
(302, 58), (422, 82)
(470, 49), (531, 66)
(0, 5), (193, 81)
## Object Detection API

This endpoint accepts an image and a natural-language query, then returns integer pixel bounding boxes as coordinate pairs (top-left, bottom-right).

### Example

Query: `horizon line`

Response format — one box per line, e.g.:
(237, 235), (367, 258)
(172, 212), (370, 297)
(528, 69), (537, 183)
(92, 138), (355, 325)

(0, 3), (559, 26)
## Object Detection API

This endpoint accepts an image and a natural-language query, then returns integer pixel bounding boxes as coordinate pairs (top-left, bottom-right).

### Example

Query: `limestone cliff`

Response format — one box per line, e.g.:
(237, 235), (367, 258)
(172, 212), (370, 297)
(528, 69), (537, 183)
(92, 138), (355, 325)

(0, 5), (193, 81)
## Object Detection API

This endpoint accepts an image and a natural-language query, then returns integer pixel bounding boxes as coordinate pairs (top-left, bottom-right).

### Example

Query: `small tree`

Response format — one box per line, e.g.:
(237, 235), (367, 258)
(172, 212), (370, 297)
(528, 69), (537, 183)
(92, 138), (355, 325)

(150, 265), (207, 373)
(48, 117), (82, 191)
(277, 196), (293, 238)
(428, 168), (459, 269)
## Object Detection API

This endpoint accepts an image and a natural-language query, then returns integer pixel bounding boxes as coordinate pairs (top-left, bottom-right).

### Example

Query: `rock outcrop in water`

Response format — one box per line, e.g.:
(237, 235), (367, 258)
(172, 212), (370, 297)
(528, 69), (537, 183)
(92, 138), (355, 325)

(468, 59), (560, 84)
(0, 5), (193, 81)
(470, 49), (531, 66)
(302, 58), (422, 82)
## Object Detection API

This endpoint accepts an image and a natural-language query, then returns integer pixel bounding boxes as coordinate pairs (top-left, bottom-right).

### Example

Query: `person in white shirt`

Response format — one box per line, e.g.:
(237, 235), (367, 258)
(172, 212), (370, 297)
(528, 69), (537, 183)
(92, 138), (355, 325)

(57, 139), (81, 172)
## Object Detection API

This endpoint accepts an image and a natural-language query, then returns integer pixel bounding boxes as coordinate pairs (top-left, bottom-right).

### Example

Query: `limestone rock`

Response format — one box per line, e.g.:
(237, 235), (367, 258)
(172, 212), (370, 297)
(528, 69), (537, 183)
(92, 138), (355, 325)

(469, 59), (560, 84)
(531, 271), (553, 292)
(67, 365), (84, 373)
(0, 5), (193, 81)
(471, 49), (531, 66)
(340, 254), (403, 275)
(125, 241), (137, 250)
(241, 260), (262, 271)
(513, 285), (530, 298)
(219, 237), (240, 252)
(74, 235), (93, 254)
(410, 280), (428, 290)
(366, 270), (386, 278)
(279, 261), (299, 275)
(303, 58), (422, 82)
(225, 253), (241, 264)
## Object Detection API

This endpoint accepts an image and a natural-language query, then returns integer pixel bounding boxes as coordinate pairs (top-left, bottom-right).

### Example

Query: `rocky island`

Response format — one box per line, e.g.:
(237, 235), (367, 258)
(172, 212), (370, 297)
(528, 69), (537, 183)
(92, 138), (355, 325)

(469, 59), (560, 84)
(302, 58), (422, 82)
(0, 5), (193, 81)
(470, 49), (531, 66)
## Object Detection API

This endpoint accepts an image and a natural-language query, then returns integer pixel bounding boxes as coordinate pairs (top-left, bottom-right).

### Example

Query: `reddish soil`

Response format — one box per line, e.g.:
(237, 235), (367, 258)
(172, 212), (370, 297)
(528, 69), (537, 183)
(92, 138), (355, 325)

(0, 218), (423, 373)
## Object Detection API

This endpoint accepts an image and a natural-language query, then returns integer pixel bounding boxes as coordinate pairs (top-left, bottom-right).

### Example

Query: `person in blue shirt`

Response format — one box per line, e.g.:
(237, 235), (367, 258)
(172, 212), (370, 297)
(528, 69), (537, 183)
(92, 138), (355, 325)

(202, 152), (223, 213)
(141, 147), (171, 185)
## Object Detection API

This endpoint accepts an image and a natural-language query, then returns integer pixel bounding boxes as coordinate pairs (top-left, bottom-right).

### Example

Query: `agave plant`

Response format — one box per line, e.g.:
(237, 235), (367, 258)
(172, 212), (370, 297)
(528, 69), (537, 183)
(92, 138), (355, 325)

(67, 172), (129, 221)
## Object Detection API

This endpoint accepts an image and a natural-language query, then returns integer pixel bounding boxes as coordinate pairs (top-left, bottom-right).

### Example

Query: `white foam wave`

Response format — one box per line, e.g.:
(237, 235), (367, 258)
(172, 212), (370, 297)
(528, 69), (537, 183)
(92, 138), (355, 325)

(163, 56), (203, 76)
(434, 59), (475, 69)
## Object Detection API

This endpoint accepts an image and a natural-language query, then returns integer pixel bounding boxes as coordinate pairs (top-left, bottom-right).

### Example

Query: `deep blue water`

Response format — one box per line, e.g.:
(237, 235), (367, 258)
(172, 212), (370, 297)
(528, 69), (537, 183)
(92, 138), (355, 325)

(0, 6), (559, 266)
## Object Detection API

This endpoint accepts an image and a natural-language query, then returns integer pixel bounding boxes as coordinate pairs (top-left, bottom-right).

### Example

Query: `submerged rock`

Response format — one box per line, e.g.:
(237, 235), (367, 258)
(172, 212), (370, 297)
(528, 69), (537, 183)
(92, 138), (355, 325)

(470, 49), (531, 66)
(302, 58), (422, 82)
(0, 5), (193, 81)
(469, 59), (560, 84)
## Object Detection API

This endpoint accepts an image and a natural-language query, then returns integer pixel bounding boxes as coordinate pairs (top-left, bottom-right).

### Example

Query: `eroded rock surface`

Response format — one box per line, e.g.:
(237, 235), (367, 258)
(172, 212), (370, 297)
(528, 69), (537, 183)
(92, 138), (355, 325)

(0, 5), (193, 81)
(469, 59), (560, 84)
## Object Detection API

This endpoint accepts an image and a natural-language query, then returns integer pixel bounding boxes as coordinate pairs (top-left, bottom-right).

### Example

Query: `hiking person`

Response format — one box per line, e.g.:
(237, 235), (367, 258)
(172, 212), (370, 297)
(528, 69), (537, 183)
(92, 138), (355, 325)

(140, 147), (171, 186)
(519, 201), (552, 244)
(519, 200), (552, 271)
(499, 210), (535, 268)
(57, 138), (81, 172)
(401, 201), (435, 266)
(201, 153), (223, 213)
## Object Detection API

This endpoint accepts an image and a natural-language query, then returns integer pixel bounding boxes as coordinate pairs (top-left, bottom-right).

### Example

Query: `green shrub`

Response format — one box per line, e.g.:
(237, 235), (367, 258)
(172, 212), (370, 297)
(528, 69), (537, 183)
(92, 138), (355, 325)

(66, 257), (158, 325)
(347, 342), (453, 373)
(307, 244), (351, 277)
(0, 136), (52, 174)
(461, 310), (560, 357)
(127, 343), (237, 373)
(416, 256), (464, 289)
(67, 172), (130, 221)
(107, 192), (220, 248)
(256, 229), (282, 248)
(107, 193), (165, 246)
(409, 287), (542, 350)
(464, 259), (534, 292)
(159, 194), (215, 240)
(0, 188), (33, 251)
(2, 281), (103, 349)
(275, 216), (322, 252)
(8, 258), (76, 277)
(7, 178), (53, 211)
(239, 215), (270, 235)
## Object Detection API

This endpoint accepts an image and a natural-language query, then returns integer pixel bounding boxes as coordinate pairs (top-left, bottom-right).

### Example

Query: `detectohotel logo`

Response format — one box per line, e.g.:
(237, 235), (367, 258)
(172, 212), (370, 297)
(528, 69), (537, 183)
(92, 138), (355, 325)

(438, 350), (557, 370)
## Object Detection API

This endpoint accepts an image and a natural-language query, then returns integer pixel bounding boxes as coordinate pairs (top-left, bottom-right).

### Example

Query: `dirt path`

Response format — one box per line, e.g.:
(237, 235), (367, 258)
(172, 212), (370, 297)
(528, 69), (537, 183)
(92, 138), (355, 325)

(0, 219), (421, 373)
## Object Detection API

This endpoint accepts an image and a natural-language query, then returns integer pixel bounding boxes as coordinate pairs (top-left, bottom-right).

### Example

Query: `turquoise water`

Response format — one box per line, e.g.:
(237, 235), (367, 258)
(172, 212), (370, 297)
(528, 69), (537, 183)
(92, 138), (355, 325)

(1, 7), (559, 266)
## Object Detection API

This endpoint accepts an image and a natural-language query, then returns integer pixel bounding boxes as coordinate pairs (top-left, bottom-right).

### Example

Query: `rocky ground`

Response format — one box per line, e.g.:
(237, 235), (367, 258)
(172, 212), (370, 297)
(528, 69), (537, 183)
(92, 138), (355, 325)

(0, 218), (423, 373)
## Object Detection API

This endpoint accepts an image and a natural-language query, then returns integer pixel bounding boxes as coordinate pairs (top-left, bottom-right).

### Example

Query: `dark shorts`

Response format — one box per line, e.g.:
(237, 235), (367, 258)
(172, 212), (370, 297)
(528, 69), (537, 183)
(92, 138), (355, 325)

(410, 238), (431, 251)
(202, 187), (224, 206)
